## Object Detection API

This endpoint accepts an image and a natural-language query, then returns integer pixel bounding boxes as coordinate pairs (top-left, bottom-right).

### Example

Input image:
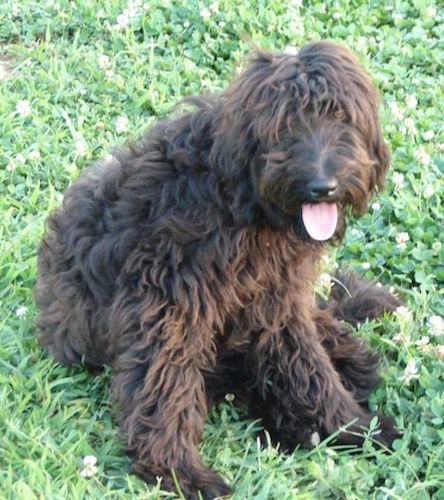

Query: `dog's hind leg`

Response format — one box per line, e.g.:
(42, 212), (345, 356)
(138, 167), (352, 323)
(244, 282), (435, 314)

(315, 309), (381, 405)
(327, 271), (401, 327)
(315, 271), (401, 404)
(35, 271), (113, 370)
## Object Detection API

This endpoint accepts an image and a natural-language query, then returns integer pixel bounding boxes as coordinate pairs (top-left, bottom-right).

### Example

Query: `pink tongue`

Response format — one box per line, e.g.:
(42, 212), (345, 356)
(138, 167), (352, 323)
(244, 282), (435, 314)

(301, 202), (338, 241)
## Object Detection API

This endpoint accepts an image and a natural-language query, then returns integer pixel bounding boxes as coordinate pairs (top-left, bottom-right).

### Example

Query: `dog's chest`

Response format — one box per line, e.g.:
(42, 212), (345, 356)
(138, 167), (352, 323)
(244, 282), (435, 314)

(218, 227), (316, 334)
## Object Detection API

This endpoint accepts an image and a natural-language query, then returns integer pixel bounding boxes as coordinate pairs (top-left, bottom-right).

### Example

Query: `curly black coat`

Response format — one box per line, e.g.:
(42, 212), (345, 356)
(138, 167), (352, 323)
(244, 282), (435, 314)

(35, 41), (400, 499)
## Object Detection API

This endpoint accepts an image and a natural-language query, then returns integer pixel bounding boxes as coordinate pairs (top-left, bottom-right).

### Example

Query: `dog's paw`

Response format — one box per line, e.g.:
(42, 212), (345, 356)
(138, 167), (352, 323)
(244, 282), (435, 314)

(184, 468), (231, 500)
(373, 414), (402, 449)
(333, 412), (401, 451)
(192, 479), (231, 500)
(133, 461), (231, 500)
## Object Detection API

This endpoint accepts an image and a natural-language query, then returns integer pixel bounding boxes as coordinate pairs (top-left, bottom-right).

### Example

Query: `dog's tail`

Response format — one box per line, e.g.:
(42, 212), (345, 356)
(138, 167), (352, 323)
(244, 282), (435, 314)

(326, 271), (402, 327)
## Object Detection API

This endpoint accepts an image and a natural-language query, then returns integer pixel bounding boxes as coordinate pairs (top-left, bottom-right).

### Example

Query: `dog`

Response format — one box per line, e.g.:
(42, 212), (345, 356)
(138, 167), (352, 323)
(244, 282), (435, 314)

(35, 41), (400, 499)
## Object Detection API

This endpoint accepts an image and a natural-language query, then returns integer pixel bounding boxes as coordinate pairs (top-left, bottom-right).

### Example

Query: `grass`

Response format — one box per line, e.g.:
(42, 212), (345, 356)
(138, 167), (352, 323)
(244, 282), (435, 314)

(0, 0), (442, 498)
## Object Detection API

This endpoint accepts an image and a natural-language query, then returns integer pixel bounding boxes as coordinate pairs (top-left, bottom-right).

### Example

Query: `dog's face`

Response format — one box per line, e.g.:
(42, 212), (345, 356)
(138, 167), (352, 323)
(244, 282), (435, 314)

(220, 41), (390, 241)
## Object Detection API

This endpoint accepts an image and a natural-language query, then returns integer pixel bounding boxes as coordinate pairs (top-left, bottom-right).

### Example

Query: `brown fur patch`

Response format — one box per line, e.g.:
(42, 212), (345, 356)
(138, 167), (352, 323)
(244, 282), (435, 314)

(35, 41), (399, 499)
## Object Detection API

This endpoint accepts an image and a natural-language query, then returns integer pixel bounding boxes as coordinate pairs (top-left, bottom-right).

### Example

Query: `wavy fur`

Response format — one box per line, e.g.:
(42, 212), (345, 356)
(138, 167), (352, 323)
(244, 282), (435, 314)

(35, 41), (399, 499)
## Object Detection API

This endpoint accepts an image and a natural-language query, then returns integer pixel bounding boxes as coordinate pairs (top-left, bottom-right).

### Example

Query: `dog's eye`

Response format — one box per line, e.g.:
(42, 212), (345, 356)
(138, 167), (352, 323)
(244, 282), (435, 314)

(334, 109), (346, 120)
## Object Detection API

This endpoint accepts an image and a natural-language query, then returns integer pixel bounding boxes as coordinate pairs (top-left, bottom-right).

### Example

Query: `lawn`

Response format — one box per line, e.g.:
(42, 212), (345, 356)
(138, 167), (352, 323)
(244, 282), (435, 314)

(0, 0), (443, 498)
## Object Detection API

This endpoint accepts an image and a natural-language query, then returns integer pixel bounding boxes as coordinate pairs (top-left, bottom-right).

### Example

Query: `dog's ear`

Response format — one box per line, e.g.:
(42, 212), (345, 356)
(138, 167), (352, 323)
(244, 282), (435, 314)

(219, 50), (308, 147)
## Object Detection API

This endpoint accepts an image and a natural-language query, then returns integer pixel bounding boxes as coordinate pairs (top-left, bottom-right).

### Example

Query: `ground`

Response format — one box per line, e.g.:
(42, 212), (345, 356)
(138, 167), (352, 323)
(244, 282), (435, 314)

(0, 1), (442, 498)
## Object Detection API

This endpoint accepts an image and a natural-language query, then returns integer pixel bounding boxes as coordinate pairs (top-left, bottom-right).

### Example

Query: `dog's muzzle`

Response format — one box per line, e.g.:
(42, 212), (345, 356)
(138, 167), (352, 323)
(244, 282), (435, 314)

(306, 177), (338, 201)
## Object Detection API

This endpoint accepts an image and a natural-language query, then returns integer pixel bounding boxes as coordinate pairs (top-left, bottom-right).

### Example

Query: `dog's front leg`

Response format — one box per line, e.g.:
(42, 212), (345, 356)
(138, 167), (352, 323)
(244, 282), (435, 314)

(110, 299), (230, 500)
(249, 319), (397, 450)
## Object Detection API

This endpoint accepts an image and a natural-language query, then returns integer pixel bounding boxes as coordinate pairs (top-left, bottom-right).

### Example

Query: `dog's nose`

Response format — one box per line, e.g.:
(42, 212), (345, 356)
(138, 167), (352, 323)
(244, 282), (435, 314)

(307, 177), (338, 200)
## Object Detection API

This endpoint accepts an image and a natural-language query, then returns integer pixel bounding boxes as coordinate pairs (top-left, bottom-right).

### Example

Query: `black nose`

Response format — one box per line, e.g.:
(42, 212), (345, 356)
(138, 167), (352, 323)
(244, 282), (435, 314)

(307, 177), (338, 200)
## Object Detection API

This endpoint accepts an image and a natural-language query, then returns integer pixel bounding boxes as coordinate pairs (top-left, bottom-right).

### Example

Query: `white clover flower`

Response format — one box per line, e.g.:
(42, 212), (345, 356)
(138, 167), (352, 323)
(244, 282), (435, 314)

(28, 150), (41, 161)
(0, 59), (10, 81)
(284, 46), (299, 56)
(83, 455), (97, 466)
(115, 116), (129, 134)
(428, 315), (444, 337)
(388, 101), (404, 121)
(432, 242), (441, 255)
(318, 272), (332, 288)
(401, 46), (411, 56)
(395, 305), (413, 322)
(115, 12), (131, 30)
(105, 69), (115, 81)
(434, 345), (444, 360)
(16, 306), (29, 318)
(422, 130), (435, 141)
(16, 153), (27, 165)
(403, 117), (417, 136)
(356, 36), (367, 52)
(425, 6), (437, 18)
(75, 139), (88, 158)
(395, 232), (409, 250)
(350, 227), (363, 237)
(128, 0), (142, 15)
(400, 359), (419, 386)
(371, 201), (381, 211)
(415, 336), (430, 351)
(11, 3), (20, 16)
(98, 54), (111, 69)
(406, 94), (418, 109)
(320, 254), (330, 264)
(112, 74), (125, 88)
(423, 185), (434, 198)
(392, 172), (404, 187)
(80, 455), (98, 478)
(361, 262), (371, 270)
(209, 1), (219, 14)
(414, 146), (431, 166)
(6, 161), (16, 171)
(393, 332), (405, 344)
(16, 99), (32, 118)
(200, 8), (211, 19)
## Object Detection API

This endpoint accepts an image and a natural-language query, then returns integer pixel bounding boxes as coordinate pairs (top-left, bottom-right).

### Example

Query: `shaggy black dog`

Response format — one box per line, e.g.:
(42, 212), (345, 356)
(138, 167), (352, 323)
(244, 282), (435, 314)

(35, 41), (400, 498)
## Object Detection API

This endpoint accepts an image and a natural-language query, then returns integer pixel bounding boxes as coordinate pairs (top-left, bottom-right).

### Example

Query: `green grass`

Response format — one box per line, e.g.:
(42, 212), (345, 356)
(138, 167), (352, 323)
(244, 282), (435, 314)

(1, 0), (443, 498)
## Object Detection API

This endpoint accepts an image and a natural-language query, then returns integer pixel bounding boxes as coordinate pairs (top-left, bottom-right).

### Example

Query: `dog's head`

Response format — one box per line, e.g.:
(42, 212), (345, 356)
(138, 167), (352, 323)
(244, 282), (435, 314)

(218, 41), (390, 241)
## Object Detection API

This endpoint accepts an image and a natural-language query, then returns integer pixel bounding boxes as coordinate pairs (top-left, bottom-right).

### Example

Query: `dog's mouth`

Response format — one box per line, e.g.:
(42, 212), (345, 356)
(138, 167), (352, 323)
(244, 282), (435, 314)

(301, 202), (338, 241)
